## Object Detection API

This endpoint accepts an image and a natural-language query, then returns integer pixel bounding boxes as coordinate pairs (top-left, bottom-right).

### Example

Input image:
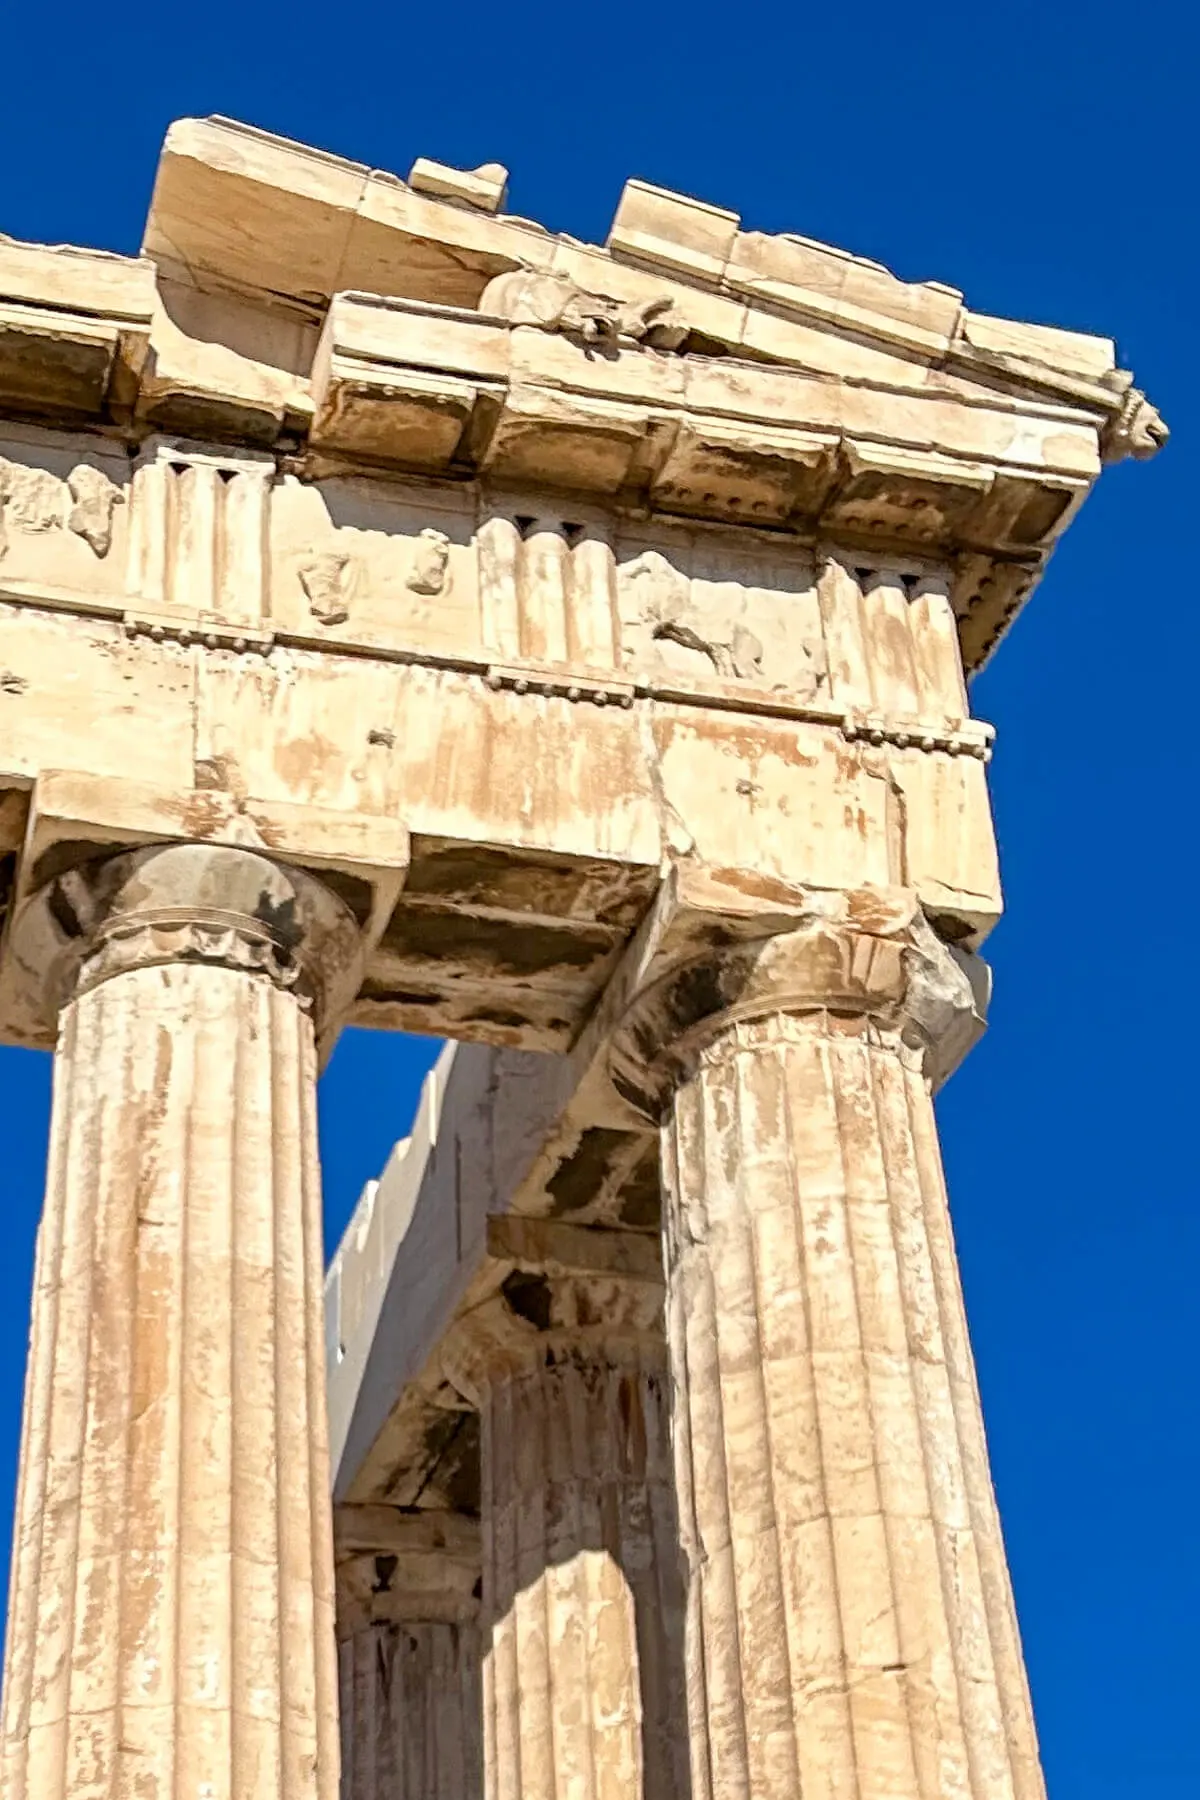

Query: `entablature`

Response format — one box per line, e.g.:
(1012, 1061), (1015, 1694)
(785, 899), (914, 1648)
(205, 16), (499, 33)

(0, 115), (1166, 1065)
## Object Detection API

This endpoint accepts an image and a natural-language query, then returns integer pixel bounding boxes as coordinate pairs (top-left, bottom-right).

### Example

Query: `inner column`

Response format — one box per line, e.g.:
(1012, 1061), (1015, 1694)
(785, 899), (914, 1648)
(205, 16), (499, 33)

(336, 1514), (482, 1800)
(475, 1330), (687, 1800)
(0, 843), (362, 1800)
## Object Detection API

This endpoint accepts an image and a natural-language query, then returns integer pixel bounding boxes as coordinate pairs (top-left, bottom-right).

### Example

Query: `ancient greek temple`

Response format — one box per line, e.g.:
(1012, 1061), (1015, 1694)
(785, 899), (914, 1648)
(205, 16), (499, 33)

(0, 117), (1165, 1800)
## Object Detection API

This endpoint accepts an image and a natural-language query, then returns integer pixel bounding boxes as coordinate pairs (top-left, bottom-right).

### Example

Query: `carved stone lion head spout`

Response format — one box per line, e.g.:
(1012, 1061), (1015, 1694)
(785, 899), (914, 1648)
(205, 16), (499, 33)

(1101, 379), (1170, 463)
(479, 269), (688, 351)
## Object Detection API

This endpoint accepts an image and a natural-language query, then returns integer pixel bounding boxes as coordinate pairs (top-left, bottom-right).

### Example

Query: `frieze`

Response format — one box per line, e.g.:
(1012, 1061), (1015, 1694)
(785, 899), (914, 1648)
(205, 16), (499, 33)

(0, 452), (124, 563)
(616, 537), (826, 701)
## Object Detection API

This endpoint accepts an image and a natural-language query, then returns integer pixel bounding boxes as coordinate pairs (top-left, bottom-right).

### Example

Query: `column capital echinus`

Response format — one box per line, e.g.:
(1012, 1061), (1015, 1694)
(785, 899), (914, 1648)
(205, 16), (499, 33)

(610, 889), (991, 1121)
(8, 840), (364, 1037)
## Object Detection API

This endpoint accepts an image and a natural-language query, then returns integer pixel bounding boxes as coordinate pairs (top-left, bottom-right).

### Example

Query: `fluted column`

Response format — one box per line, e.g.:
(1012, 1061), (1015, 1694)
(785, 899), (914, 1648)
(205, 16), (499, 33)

(336, 1514), (482, 1800)
(0, 843), (362, 1800)
(614, 894), (1045, 1800)
(468, 1332), (687, 1800)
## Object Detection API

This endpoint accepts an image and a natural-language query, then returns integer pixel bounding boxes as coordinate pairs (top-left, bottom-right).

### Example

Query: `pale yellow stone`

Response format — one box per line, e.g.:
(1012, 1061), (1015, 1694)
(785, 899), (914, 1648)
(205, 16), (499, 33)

(335, 1513), (482, 1800)
(141, 279), (316, 440)
(652, 924), (1042, 1800)
(963, 309), (1116, 379)
(477, 1351), (687, 1800)
(409, 157), (508, 214)
(608, 177), (740, 283)
(0, 236), (153, 421)
(725, 228), (962, 356)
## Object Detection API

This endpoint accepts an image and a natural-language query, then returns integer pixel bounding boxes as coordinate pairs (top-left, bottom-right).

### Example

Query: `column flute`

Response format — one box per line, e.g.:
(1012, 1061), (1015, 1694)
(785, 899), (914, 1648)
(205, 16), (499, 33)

(336, 1512), (482, 1800)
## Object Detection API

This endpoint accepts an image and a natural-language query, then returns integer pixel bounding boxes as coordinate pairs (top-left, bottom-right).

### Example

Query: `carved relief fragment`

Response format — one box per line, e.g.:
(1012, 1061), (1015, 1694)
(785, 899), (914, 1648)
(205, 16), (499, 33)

(0, 460), (61, 530)
(480, 270), (687, 350)
(297, 529), (453, 627)
(619, 545), (824, 699)
(1102, 380), (1169, 463)
(299, 550), (360, 625)
(621, 550), (757, 679)
(270, 472), (480, 656)
(406, 527), (451, 596)
(0, 457), (61, 557)
(0, 454), (123, 560)
(66, 464), (123, 556)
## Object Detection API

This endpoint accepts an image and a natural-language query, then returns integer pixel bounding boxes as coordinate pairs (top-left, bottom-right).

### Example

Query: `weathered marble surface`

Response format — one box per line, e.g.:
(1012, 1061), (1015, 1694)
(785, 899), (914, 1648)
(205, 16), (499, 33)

(0, 117), (1165, 1800)
(0, 846), (358, 1800)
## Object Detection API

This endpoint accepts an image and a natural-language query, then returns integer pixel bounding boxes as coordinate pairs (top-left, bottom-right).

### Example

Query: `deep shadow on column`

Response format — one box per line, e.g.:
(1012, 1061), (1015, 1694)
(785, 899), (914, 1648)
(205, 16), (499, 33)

(337, 1547), (483, 1800)
(471, 1330), (692, 1800)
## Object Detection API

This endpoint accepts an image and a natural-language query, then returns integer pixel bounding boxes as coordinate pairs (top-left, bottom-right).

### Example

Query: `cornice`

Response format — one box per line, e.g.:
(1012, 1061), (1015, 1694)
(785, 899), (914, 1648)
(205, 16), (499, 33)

(3, 116), (1164, 462)
(139, 118), (1151, 428)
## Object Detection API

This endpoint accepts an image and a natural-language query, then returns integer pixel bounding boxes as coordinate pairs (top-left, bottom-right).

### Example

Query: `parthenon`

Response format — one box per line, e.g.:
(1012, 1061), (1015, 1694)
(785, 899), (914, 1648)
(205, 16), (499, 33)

(0, 116), (1165, 1800)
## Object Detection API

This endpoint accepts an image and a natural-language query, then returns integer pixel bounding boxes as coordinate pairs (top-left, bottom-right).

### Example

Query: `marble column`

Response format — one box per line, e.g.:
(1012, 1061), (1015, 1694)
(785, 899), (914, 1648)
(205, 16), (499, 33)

(336, 1517), (482, 1800)
(472, 1334), (688, 1800)
(0, 843), (362, 1800)
(614, 894), (1045, 1800)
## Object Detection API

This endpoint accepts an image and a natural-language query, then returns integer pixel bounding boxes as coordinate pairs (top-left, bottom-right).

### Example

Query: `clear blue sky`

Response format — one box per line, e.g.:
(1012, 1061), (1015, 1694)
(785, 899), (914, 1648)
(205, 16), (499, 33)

(1, 5), (1195, 1792)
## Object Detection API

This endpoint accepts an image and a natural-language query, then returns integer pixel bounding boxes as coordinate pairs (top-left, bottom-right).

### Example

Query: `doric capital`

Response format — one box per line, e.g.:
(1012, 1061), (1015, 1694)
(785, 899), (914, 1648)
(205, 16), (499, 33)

(8, 841), (363, 1034)
(609, 890), (989, 1119)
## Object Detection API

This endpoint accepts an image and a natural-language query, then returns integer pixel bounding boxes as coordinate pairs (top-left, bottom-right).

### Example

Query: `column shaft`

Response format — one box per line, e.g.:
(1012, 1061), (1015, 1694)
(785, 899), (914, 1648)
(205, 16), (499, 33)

(480, 1349), (687, 1800)
(339, 1617), (480, 1800)
(0, 959), (338, 1800)
(662, 1011), (1043, 1800)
